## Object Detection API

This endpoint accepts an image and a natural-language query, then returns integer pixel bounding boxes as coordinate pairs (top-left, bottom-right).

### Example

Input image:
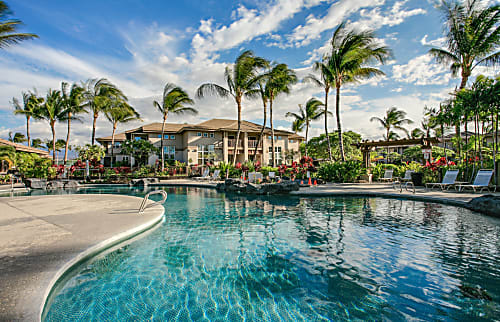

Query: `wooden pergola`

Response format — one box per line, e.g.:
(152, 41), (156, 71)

(357, 137), (440, 167)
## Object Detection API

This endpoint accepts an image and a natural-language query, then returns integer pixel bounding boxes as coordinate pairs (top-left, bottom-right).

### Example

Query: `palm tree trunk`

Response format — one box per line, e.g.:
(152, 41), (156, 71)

(91, 112), (98, 146)
(336, 85), (345, 162)
(161, 115), (166, 172)
(26, 116), (31, 147)
(305, 119), (309, 156)
(270, 97), (276, 167)
(64, 113), (71, 164)
(254, 101), (267, 159)
(492, 111), (497, 185)
(51, 121), (56, 163)
(233, 98), (242, 166)
(111, 123), (116, 168)
(324, 88), (332, 161)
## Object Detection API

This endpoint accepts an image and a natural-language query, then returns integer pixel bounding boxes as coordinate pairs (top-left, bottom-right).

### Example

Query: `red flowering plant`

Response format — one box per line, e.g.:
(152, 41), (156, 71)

(423, 157), (457, 183)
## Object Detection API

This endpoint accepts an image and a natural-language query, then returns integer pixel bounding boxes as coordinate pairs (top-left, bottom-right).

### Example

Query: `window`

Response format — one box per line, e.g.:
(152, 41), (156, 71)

(164, 134), (169, 139)
(163, 146), (175, 160)
(278, 136), (282, 140)
(114, 142), (121, 147)
(170, 135), (175, 140)
(158, 134), (162, 138)
(197, 132), (202, 137)
(268, 136), (272, 140)
(209, 133), (214, 138)
(289, 139), (294, 143)
(268, 146), (282, 165)
(134, 136), (142, 141)
(203, 132), (208, 137)
(197, 145), (215, 165)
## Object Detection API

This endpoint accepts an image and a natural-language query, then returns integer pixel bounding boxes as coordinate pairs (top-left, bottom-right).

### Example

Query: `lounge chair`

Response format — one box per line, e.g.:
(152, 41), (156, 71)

(248, 172), (263, 183)
(209, 170), (221, 182)
(393, 170), (415, 192)
(456, 169), (495, 193)
(426, 169), (459, 191)
(193, 168), (210, 180)
(379, 170), (394, 182)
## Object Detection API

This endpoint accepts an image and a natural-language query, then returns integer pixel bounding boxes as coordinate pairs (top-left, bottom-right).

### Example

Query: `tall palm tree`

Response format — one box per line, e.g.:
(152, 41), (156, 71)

(61, 82), (86, 164)
(0, 1), (38, 49)
(370, 107), (413, 140)
(82, 78), (127, 145)
(326, 22), (391, 161)
(429, 0), (499, 90)
(253, 80), (270, 159)
(266, 63), (298, 166)
(12, 91), (42, 147)
(154, 83), (196, 171)
(38, 89), (65, 162)
(197, 50), (268, 165)
(291, 118), (305, 133)
(105, 102), (140, 168)
(286, 97), (328, 156)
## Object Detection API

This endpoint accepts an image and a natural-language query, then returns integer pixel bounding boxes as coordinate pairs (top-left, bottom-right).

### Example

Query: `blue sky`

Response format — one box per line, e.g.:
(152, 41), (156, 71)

(1, 0), (499, 147)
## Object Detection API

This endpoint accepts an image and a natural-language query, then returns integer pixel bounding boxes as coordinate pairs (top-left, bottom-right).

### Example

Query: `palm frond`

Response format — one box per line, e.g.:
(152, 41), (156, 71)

(196, 83), (231, 99)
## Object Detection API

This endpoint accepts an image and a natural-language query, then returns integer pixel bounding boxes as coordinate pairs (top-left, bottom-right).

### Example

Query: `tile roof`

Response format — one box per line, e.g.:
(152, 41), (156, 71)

(0, 138), (51, 157)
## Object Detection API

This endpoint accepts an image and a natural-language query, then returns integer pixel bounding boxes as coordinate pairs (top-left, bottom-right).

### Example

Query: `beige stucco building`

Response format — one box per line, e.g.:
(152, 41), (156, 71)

(96, 119), (304, 167)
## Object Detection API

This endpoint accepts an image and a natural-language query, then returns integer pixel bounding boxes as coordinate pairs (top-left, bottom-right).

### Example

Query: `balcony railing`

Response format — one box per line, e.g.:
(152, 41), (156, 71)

(227, 139), (262, 148)
(248, 140), (262, 148)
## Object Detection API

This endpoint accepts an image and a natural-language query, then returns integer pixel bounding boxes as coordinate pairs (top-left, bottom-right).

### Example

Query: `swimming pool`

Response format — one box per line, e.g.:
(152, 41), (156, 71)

(38, 187), (499, 320)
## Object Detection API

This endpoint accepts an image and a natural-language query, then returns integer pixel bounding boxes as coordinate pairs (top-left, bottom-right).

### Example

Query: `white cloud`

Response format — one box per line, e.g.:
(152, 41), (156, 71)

(392, 53), (452, 86)
(420, 34), (446, 47)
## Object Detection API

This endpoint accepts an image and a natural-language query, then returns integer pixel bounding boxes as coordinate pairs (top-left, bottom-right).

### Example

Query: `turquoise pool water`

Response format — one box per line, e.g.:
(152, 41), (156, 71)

(34, 187), (500, 321)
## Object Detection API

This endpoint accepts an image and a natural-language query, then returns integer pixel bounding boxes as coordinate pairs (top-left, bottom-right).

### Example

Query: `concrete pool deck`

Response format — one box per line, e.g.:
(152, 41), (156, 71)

(0, 194), (164, 321)
(0, 181), (497, 320)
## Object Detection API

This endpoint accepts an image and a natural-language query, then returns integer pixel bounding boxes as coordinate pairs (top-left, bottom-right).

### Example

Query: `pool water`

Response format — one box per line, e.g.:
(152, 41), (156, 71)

(39, 187), (500, 321)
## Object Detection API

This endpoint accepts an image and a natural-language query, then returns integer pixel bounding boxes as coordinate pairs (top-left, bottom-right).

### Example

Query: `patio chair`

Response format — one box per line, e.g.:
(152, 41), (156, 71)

(425, 169), (459, 191)
(393, 170), (415, 193)
(379, 170), (394, 182)
(455, 169), (495, 193)
(209, 169), (221, 182)
(193, 168), (210, 180)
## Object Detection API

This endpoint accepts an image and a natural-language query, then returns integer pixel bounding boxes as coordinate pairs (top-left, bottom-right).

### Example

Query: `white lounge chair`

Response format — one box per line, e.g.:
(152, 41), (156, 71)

(393, 170), (415, 192)
(379, 170), (394, 182)
(193, 168), (210, 180)
(456, 169), (495, 193)
(209, 169), (221, 182)
(426, 169), (459, 191)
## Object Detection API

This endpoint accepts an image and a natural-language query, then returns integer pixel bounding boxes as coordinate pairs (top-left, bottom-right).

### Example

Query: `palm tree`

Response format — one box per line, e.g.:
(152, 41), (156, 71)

(12, 91), (42, 147)
(82, 78), (127, 145)
(291, 119), (305, 134)
(429, 0), (500, 90)
(197, 50), (268, 165)
(325, 22), (391, 161)
(105, 102), (140, 167)
(370, 107), (413, 140)
(154, 83), (196, 171)
(253, 80), (270, 159)
(11, 132), (27, 143)
(266, 64), (298, 166)
(61, 82), (86, 164)
(410, 128), (425, 139)
(38, 89), (65, 162)
(286, 97), (328, 156)
(31, 138), (43, 148)
(0, 1), (38, 49)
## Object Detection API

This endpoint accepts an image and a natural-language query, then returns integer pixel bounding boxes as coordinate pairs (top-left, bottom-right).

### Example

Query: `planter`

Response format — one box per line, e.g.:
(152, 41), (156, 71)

(411, 172), (423, 186)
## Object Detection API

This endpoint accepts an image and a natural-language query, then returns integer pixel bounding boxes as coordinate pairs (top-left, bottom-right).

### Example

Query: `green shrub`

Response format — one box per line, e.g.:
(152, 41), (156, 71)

(260, 166), (278, 177)
(317, 161), (364, 183)
(371, 163), (402, 181)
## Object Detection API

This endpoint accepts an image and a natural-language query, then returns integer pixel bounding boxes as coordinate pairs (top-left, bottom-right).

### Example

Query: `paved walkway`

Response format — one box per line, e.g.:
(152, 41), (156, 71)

(0, 194), (164, 321)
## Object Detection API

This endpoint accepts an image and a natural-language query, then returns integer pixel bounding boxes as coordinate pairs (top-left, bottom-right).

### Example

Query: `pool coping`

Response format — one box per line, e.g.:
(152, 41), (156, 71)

(39, 205), (165, 320)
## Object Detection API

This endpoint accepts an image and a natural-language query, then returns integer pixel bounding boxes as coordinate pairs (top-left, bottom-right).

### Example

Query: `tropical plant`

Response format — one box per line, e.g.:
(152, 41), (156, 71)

(0, 1), (38, 49)
(75, 144), (105, 162)
(15, 152), (52, 178)
(45, 139), (66, 161)
(154, 83), (196, 171)
(302, 131), (362, 161)
(60, 82), (86, 164)
(104, 102), (140, 167)
(317, 160), (365, 183)
(9, 132), (27, 143)
(37, 89), (65, 161)
(0, 145), (15, 168)
(265, 63), (298, 166)
(370, 107), (413, 141)
(121, 139), (159, 167)
(310, 22), (392, 161)
(197, 50), (268, 166)
(12, 91), (42, 146)
(31, 138), (42, 148)
(286, 97), (328, 156)
(82, 78), (127, 145)
(429, 0), (500, 89)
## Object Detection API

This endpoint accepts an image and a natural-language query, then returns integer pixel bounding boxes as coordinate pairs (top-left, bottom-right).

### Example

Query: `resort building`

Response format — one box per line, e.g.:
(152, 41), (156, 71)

(97, 119), (304, 167)
(0, 138), (51, 173)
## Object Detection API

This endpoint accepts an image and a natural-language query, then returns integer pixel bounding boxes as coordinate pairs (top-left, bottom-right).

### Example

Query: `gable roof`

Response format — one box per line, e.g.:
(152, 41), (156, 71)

(0, 138), (51, 157)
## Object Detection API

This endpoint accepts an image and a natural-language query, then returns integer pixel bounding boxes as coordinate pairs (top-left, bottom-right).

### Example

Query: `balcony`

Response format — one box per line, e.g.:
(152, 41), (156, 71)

(248, 140), (262, 148)
(227, 139), (243, 148)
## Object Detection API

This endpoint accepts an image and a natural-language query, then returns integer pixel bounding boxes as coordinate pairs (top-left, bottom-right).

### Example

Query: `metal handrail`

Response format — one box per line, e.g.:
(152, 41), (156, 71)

(138, 190), (167, 213)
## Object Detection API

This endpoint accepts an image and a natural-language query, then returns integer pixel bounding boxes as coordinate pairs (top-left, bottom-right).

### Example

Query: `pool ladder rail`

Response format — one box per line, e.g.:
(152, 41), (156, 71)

(138, 190), (167, 214)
